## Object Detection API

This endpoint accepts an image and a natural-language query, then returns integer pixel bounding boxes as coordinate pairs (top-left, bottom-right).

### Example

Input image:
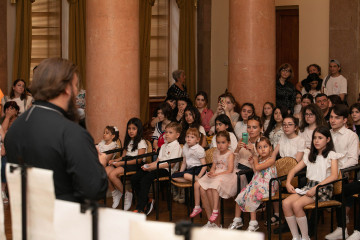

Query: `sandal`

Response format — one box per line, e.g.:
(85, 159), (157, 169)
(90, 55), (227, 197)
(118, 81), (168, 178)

(209, 211), (219, 222)
(264, 214), (280, 226)
(189, 207), (202, 218)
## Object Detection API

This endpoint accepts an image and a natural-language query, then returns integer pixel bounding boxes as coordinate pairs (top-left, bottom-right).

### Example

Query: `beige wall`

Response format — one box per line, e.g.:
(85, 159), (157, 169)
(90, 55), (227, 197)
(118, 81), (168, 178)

(210, 0), (229, 111)
(210, 0), (330, 110)
(276, 0), (330, 81)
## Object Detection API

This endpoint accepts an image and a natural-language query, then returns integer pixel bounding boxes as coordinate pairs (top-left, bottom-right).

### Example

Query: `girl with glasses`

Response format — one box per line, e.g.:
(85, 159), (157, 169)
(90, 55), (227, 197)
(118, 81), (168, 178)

(299, 104), (325, 149)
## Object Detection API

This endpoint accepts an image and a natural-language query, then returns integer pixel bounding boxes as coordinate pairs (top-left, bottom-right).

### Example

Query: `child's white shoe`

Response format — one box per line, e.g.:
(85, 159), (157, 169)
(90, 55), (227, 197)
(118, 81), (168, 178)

(247, 220), (259, 232)
(124, 191), (133, 211)
(112, 190), (122, 209)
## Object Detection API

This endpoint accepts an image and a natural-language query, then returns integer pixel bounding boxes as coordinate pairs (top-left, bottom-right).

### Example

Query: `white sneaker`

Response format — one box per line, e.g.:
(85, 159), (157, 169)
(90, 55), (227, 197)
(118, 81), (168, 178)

(247, 221), (259, 232)
(124, 191), (133, 211)
(347, 230), (360, 240)
(203, 221), (213, 228)
(325, 227), (348, 240)
(111, 190), (123, 209)
(228, 219), (243, 230)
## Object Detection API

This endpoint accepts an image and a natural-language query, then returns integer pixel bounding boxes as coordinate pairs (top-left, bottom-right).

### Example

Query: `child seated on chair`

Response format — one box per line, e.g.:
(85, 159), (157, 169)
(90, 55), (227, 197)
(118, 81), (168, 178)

(106, 118), (147, 210)
(282, 126), (342, 240)
(172, 128), (207, 203)
(131, 122), (182, 215)
(229, 137), (278, 232)
(97, 125), (119, 167)
(190, 131), (237, 228)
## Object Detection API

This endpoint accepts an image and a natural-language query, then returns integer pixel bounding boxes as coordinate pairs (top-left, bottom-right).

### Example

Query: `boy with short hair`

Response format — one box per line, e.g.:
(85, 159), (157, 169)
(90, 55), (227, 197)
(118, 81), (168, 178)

(131, 122), (182, 214)
(325, 104), (359, 239)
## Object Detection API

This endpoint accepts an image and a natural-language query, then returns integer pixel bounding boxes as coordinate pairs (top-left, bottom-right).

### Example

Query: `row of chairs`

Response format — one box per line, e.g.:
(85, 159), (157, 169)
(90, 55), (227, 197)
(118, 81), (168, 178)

(106, 143), (360, 240)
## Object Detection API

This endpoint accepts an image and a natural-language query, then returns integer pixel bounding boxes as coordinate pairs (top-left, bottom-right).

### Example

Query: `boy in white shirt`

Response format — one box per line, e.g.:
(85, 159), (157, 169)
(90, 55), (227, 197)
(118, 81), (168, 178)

(131, 122), (182, 214)
(325, 104), (359, 239)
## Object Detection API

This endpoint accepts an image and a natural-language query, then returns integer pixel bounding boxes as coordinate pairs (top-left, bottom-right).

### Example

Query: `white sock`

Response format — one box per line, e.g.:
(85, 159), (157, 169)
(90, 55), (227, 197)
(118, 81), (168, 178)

(213, 209), (219, 213)
(274, 212), (279, 217)
(249, 220), (258, 226)
(112, 190), (119, 195)
(194, 205), (200, 209)
(285, 216), (300, 239)
(233, 217), (242, 223)
(296, 216), (309, 239)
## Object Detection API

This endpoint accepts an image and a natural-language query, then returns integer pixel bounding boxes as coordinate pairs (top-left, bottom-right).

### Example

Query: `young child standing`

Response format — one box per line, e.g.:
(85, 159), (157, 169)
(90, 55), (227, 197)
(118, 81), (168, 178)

(283, 126), (341, 240)
(97, 125), (119, 167)
(131, 122), (182, 214)
(106, 118), (147, 210)
(190, 131), (237, 227)
(230, 137), (278, 231)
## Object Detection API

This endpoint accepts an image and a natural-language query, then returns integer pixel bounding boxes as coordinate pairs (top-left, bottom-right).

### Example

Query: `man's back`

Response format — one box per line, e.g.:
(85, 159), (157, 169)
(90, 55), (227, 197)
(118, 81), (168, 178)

(5, 101), (108, 202)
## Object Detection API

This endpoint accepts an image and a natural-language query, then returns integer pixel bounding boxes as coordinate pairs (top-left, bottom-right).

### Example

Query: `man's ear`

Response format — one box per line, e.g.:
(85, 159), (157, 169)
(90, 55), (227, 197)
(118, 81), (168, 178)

(64, 83), (72, 96)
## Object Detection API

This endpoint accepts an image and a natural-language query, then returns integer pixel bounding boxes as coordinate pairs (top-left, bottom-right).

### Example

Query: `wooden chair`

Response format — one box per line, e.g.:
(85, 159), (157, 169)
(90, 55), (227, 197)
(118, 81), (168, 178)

(170, 147), (215, 221)
(154, 157), (183, 220)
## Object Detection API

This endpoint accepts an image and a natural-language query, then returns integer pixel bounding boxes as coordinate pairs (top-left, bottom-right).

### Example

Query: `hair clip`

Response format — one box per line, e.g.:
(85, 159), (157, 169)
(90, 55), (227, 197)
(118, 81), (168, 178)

(114, 126), (119, 132)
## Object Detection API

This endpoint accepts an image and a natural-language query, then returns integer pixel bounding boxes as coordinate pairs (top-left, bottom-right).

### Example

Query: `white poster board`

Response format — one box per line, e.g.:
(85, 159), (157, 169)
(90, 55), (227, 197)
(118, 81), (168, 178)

(6, 163), (56, 240)
(191, 227), (264, 240)
(130, 220), (184, 240)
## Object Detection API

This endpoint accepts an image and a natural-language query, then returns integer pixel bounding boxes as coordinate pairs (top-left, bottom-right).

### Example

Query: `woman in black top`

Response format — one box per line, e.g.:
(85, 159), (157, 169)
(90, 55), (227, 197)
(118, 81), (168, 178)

(167, 69), (188, 99)
(276, 63), (296, 114)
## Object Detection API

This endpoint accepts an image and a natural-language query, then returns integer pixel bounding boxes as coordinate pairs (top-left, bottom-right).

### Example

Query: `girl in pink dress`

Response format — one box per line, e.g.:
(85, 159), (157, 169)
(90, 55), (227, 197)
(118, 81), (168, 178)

(189, 131), (237, 227)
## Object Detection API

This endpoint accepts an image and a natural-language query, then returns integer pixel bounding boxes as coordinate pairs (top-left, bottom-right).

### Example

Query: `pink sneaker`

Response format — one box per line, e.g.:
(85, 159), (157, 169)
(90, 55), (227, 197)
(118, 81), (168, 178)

(209, 211), (219, 222)
(189, 207), (202, 218)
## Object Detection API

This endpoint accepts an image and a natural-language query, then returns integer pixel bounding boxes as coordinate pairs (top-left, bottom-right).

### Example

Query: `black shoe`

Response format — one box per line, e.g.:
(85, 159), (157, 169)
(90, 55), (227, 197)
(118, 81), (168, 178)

(273, 223), (290, 234)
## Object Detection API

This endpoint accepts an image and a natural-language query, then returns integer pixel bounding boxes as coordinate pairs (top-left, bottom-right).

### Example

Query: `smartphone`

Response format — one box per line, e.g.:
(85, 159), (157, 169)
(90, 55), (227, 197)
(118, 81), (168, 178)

(242, 132), (248, 144)
(143, 164), (149, 169)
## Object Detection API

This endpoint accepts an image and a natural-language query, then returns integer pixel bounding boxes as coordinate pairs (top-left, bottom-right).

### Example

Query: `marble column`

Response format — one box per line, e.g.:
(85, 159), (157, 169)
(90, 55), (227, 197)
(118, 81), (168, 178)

(0, 0), (7, 95)
(228, 0), (276, 115)
(86, 0), (140, 142)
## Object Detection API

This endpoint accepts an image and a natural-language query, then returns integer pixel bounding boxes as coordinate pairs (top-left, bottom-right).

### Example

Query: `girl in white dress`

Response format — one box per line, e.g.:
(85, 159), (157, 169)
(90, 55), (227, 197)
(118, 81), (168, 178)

(298, 104), (325, 149)
(283, 126), (341, 240)
(107, 118), (147, 210)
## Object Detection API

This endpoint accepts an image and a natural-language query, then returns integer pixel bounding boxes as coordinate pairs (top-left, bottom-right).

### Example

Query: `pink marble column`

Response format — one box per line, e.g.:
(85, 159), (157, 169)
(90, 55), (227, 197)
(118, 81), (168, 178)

(228, 0), (276, 115)
(86, 0), (140, 142)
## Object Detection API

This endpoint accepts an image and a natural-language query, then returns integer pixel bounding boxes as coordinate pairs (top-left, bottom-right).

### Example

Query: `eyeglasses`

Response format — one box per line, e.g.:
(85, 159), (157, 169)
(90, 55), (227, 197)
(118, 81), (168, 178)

(282, 123), (295, 128)
(305, 113), (315, 117)
(281, 69), (291, 73)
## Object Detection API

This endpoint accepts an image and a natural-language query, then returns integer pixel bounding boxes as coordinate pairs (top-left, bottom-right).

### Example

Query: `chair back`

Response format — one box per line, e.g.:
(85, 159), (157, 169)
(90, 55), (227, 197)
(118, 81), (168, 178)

(275, 157), (298, 187)
(145, 140), (153, 164)
(205, 147), (216, 171)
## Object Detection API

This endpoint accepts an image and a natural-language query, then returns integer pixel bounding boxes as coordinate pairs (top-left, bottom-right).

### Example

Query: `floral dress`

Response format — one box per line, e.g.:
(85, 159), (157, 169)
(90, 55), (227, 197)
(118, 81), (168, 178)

(235, 157), (278, 212)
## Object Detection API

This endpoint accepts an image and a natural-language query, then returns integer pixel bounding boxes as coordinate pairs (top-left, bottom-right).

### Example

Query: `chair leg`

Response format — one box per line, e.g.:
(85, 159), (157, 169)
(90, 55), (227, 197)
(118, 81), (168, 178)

(122, 176), (126, 210)
(156, 181), (159, 220)
(341, 204), (346, 240)
(169, 181), (172, 221)
(314, 207), (318, 240)
(354, 197), (357, 228)
(279, 200), (282, 240)
(266, 201), (271, 240)
(220, 198), (224, 226)
(330, 208), (334, 232)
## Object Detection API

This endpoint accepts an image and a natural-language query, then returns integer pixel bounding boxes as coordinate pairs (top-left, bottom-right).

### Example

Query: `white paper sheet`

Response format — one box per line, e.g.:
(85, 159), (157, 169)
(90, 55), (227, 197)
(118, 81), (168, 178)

(54, 200), (146, 240)
(7, 164), (55, 240)
(130, 220), (184, 240)
(191, 227), (264, 240)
